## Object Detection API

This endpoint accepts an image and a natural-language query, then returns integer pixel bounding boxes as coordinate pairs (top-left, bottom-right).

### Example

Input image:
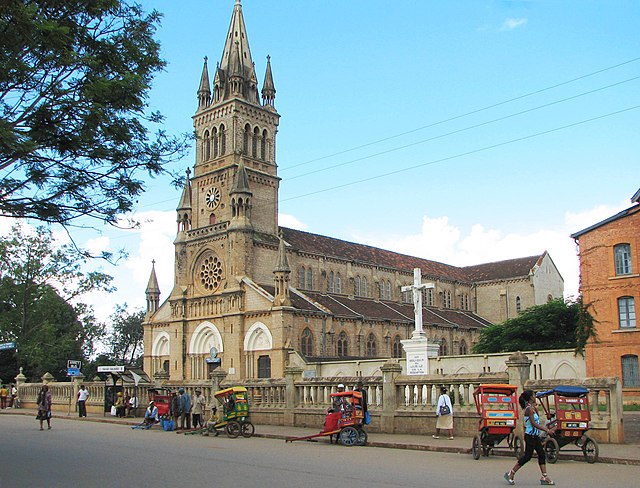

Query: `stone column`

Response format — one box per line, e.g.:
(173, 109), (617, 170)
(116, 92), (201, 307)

(15, 368), (26, 409)
(210, 369), (227, 395)
(153, 370), (169, 388)
(41, 372), (54, 384)
(380, 360), (403, 434)
(72, 373), (85, 415)
(506, 351), (531, 439)
(284, 366), (303, 426)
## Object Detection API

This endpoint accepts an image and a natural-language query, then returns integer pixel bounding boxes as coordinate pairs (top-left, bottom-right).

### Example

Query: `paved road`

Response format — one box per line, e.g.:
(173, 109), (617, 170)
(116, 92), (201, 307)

(1, 415), (639, 487)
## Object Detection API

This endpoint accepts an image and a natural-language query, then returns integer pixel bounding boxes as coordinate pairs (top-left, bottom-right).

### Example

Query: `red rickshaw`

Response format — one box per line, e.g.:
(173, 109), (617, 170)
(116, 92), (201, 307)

(536, 385), (599, 463)
(471, 384), (523, 459)
(147, 387), (171, 417)
(285, 390), (367, 446)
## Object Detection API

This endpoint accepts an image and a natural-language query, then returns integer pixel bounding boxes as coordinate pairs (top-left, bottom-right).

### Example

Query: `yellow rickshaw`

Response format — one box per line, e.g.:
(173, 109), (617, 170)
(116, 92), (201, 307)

(210, 386), (255, 438)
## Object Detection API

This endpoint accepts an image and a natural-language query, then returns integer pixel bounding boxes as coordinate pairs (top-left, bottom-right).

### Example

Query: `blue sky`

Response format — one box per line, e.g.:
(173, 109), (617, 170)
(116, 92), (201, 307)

(4, 0), (638, 322)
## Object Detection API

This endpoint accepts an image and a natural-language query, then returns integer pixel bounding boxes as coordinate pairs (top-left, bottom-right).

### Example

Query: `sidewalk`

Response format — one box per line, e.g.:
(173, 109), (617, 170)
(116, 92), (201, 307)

(3, 408), (639, 466)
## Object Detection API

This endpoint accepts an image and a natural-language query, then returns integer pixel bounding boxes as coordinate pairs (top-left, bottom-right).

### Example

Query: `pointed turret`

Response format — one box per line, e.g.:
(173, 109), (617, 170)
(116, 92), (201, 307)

(216, 0), (258, 104)
(273, 233), (291, 307)
(261, 55), (276, 109)
(145, 260), (161, 314)
(230, 160), (251, 194)
(197, 57), (211, 110)
(176, 168), (192, 234)
(229, 161), (253, 230)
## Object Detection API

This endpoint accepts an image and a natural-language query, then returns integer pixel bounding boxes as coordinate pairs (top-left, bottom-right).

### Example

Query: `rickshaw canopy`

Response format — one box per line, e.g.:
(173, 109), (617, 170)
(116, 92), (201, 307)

(473, 384), (518, 396)
(536, 386), (589, 398)
(214, 386), (248, 398)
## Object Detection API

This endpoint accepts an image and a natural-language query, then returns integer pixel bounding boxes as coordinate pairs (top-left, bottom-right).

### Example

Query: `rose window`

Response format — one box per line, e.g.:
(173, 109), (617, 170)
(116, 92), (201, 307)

(199, 255), (224, 291)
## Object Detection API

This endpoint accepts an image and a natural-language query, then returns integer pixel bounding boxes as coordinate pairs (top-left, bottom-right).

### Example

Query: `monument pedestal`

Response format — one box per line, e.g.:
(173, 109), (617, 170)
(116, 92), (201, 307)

(401, 335), (440, 375)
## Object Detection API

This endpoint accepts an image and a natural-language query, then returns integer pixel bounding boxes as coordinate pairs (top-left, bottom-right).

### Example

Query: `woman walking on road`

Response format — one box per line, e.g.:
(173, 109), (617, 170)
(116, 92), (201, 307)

(36, 385), (52, 430)
(504, 389), (556, 485)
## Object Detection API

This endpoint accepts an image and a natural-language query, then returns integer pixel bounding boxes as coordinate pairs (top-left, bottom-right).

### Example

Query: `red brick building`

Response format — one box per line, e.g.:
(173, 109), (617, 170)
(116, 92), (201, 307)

(571, 188), (640, 399)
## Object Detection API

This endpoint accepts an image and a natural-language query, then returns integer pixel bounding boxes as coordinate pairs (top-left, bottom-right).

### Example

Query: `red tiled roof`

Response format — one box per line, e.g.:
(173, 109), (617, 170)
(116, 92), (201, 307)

(462, 254), (544, 282)
(281, 227), (469, 282)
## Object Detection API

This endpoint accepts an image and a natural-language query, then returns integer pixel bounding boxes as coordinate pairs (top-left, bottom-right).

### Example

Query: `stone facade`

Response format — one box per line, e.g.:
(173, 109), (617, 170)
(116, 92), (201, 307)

(572, 189), (640, 400)
(142, 1), (564, 383)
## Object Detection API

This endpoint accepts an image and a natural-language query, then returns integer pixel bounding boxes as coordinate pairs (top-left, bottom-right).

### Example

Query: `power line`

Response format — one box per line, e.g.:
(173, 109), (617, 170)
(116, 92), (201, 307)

(280, 56), (640, 172)
(286, 76), (640, 181)
(281, 105), (640, 202)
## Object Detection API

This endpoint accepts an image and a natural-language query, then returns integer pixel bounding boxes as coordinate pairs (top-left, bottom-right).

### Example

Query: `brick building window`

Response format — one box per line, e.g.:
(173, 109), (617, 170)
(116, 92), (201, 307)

(516, 296), (522, 313)
(386, 280), (392, 300)
(257, 355), (271, 378)
(329, 271), (334, 293)
(392, 335), (403, 358)
(622, 355), (639, 387)
(618, 297), (636, 328)
(440, 338), (448, 356)
(307, 268), (313, 290)
(335, 273), (342, 294)
(366, 333), (377, 357)
(379, 281), (385, 300)
(298, 267), (305, 289)
(337, 331), (348, 357)
(614, 244), (632, 275)
(459, 339), (468, 355)
(301, 327), (313, 356)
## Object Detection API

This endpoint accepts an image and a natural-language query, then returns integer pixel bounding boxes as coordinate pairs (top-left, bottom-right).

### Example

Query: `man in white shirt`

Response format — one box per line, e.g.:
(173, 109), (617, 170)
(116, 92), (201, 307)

(77, 385), (89, 417)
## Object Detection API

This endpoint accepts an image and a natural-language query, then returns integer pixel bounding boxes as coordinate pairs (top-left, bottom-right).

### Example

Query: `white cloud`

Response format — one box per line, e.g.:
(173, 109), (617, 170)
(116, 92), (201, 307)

(279, 213), (308, 230)
(501, 18), (528, 30)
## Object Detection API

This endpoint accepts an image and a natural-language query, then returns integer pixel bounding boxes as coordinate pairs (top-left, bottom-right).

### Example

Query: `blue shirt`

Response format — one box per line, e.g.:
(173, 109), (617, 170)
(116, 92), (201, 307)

(179, 392), (192, 412)
(525, 406), (540, 436)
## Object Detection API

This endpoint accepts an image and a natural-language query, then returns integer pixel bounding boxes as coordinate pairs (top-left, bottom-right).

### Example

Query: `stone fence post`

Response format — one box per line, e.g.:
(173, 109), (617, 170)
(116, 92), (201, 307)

(506, 351), (531, 438)
(15, 367), (26, 408)
(210, 370), (227, 397)
(153, 370), (169, 388)
(41, 372), (54, 384)
(284, 366), (303, 426)
(380, 360), (402, 433)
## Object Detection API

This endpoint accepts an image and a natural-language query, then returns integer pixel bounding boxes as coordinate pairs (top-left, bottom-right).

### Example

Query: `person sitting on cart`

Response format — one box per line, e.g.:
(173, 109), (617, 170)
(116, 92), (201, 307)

(327, 384), (348, 413)
(222, 394), (235, 415)
(203, 404), (221, 436)
(143, 401), (159, 426)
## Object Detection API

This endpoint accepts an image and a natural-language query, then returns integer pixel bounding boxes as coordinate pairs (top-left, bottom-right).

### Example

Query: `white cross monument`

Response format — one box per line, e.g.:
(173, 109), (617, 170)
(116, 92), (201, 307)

(401, 268), (439, 375)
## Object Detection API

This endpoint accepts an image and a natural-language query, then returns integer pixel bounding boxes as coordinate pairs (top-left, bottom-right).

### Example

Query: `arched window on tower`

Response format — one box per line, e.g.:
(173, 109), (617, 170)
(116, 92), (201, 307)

(440, 338), (448, 356)
(379, 281), (384, 300)
(252, 126), (259, 157)
(386, 280), (392, 300)
(355, 276), (361, 296)
(209, 213), (216, 225)
(366, 333), (377, 357)
(219, 124), (226, 154)
(298, 267), (306, 289)
(261, 129), (267, 160)
(337, 331), (348, 357)
(362, 276), (367, 297)
(203, 130), (210, 161)
(328, 271), (335, 293)
(392, 335), (403, 358)
(243, 124), (251, 154)
(307, 268), (313, 290)
(459, 339), (468, 355)
(335, 273), (342, 294)
(212, 127), (219, 158)
(301, 328), (313, 357)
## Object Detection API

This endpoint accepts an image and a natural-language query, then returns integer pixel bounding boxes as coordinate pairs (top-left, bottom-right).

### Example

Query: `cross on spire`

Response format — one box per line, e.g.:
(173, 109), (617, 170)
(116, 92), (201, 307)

(401, 268), (435, 338)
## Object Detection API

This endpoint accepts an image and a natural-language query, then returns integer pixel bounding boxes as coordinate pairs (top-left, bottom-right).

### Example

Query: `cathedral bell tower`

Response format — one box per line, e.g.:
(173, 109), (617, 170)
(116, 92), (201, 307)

(191, 0), (280, 237)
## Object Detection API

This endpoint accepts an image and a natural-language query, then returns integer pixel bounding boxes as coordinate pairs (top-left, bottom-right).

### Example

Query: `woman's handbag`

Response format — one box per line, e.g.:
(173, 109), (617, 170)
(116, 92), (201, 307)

(110, 405), (117, 416)
(439, 404), (451, 416)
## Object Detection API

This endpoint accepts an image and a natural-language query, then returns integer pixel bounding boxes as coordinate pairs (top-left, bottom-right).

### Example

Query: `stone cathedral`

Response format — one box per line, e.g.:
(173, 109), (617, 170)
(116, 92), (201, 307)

(142, 0), (564, 381)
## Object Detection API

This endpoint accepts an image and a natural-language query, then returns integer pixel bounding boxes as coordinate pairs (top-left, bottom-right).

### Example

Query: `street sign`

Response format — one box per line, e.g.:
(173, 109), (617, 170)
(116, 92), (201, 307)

(67, 368), (81, 377)
(97, 365), (125, 373)
(67, 360), (82, 370)
(0, 342), (16, 351)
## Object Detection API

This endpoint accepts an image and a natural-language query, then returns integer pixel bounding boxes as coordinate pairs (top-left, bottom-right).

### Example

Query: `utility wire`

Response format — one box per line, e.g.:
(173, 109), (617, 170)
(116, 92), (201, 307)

(281, 105), (640, 202)
(281, 56), (640, 172)
(286, 76), (640, 181)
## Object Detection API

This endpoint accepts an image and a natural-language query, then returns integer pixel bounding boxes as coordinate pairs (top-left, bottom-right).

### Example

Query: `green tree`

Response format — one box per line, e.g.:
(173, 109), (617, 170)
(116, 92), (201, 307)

(106, 305), (144, 367)
(0, 0), (189, 247)
(472, 298), (597, 355)
(0, 223), (113, 380)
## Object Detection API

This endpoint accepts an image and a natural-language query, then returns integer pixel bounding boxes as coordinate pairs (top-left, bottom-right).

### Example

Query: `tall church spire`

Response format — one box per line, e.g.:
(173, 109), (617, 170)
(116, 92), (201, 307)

(176, 167), (192, 233)
(145, 260), (160, 314)
(197, 57), (211, 109)
(273, 233), (291, 307)
(261, 55), (276, 109)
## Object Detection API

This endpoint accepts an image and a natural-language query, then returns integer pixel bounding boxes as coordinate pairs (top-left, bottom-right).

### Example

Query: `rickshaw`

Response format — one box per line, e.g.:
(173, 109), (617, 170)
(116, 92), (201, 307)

(285, 390), (367, 446)
(536, 385), (599, 464)
(147, 387), (171, 417)
(207, 386), (255, 438)
(471, 384), (523, 460)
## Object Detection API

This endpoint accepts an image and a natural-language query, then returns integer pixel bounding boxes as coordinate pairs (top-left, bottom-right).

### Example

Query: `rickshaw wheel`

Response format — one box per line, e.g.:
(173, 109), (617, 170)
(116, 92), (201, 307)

(356, 428), (368, 446)
(225, 420), (241, 438)
(339, 426), (359, 446)
(241, 421), (255, 438)
(471, 434), (481, 460)
(543, 437), (559, 464)
(513, 435), (523, 459)
(582, 436), (599, 464)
